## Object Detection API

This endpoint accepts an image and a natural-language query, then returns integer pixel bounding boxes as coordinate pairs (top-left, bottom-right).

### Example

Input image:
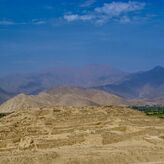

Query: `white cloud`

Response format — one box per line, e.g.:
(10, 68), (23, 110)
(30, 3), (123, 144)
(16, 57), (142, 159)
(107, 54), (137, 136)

(95, 1), (145, 16)
(64, 14), (79, 22)
(64, 1), (146, 25)
(64, 14), (94, 22)
(0, 19), (47, 26)
(79, 15), (94, 21)
(119, 16), (131, 23)
(0, 20), (16, 25)
(80, 0), (96, 7)
(32, 19), (46, 25)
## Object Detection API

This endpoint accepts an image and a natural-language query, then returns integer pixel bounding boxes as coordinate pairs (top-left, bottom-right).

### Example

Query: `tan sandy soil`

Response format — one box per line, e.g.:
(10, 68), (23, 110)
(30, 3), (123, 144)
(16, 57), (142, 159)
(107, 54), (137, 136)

(0, 87), (127, 113)
(0, 106), (163, 164)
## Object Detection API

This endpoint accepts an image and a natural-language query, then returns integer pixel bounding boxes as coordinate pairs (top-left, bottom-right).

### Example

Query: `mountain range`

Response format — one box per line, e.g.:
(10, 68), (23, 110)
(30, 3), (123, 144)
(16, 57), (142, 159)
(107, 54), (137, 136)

(0, 88), (11, 104)
(0, 65), (125, 94)
(98, 66), (164, 99)
(0, 65), (164, 107)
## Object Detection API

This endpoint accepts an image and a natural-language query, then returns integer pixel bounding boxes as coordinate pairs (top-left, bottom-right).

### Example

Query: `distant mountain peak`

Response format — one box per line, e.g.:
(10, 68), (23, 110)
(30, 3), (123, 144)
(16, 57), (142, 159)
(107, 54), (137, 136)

(152, 65), (164, 71)
(97, 66), (164, 100)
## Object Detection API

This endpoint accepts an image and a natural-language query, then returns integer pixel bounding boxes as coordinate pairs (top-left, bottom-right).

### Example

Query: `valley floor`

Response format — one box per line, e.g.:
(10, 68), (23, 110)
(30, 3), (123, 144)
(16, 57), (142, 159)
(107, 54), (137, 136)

(0, 106), (163, 164)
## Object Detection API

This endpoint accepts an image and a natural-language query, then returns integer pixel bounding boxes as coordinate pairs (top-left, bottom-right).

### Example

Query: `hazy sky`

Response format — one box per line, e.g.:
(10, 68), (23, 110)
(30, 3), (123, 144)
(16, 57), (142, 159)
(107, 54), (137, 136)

(0, 0), (164, 75)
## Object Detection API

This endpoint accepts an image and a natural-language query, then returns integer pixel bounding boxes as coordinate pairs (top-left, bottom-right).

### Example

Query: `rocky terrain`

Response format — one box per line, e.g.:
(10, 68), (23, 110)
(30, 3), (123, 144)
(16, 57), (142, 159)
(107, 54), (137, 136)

(0, 106), (163, 164)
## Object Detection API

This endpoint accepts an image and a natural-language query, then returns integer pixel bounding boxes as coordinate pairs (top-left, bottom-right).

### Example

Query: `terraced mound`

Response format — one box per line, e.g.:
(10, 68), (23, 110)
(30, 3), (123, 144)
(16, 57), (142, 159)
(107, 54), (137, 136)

(0, 106), (163, 164)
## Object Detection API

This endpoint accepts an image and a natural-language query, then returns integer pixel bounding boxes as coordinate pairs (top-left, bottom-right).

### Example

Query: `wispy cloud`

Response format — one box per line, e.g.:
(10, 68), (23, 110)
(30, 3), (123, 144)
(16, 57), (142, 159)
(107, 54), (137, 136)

(119, 16), (131, 24)
(0, 20), (16, 25)
(95, 1), (145, 15)
(80, 0), (96, 8)
(0, 19), (47, 26)
(31, 19), (46, 25)
(64, 14), (94, 22)
(64, 1), (146, 25)
(0, 1), (146, 27)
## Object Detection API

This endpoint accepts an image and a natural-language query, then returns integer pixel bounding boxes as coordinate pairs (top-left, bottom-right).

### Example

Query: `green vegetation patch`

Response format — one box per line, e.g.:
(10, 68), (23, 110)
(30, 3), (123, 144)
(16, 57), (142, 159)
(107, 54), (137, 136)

(130, 105), (164, 119)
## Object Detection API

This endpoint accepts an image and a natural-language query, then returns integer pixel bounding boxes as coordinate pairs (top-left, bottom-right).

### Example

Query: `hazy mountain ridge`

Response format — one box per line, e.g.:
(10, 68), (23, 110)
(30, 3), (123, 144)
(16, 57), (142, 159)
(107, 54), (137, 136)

(97, 66), (164, 99)
(0, 87), (13, 104)
(0, 65), (164, 105)
(0, 65), (126, 95)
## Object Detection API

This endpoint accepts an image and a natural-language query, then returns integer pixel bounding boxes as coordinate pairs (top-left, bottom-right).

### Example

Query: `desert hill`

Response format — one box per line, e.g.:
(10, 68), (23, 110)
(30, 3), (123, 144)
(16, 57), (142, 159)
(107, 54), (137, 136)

(0, 94), (44, 113)
(46, 87), (126, 105)
(0, 106), (163, 164)
(0, 87), (127, 113)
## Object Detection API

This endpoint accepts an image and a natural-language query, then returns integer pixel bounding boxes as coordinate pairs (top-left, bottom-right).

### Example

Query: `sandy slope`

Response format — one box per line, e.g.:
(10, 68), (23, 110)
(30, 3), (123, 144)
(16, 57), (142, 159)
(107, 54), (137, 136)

(0, 106), (163, 164)
(0, 87), (127, 113)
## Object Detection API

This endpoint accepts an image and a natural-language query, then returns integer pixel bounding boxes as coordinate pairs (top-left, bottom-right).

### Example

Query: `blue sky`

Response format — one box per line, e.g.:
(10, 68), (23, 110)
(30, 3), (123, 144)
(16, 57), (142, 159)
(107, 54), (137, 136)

(0, 0), (164, 75)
